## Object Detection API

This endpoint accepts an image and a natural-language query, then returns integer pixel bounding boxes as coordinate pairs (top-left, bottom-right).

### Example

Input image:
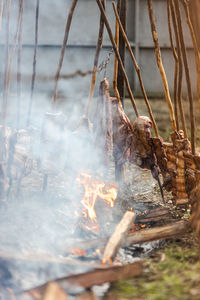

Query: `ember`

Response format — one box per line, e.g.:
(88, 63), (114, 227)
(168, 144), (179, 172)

(77, 172), (118, 232)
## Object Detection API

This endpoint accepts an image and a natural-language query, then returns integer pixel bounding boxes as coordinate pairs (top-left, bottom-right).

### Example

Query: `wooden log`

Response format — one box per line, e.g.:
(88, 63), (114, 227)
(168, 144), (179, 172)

(125, 220), (189, 246)
(137, 207), (169, 223)
(42, 282), (68, 300)
(25, 261), (142, 298)
(76, 290), (97, 300)
(175, 198), (189, 205)
(102, 211), (136, 263)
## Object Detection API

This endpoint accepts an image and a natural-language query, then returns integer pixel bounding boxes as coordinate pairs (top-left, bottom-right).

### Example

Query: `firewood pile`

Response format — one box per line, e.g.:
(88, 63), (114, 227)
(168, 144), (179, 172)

(0, 0), (200, 298)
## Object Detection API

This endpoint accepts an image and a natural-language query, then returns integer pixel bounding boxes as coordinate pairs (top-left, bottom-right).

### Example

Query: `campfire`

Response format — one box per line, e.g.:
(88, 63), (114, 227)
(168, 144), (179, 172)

(0, 0), (200, 299)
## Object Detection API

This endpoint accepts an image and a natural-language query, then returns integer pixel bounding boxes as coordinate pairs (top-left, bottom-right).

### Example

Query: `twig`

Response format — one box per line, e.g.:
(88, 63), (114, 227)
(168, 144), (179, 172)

(170, 0), (187, 138)
(87, 0), (106, 115)
(53, 0), (79, 103)
(167, 0), (179, 130)
(173, 0), (195, 154)
(26, 0), (40, 127)
(112, 2), (159, 137)
(96, 0), (139, 117)
(182, 0), (200, 113)
(147, 0), (176, 132)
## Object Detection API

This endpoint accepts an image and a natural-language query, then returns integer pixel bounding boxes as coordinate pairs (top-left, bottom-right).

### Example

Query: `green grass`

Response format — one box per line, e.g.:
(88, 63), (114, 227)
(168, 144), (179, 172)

(106, 235), (200, 300)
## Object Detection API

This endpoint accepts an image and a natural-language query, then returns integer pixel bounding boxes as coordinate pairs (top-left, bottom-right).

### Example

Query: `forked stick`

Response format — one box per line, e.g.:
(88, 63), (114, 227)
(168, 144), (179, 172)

(174, 0), (195, 154)
(182, 0), (200, 113)
(169, 0), (187, 138)
(112, 2), (159, 137)
(96, 0), (139, 117)
(147, 0), (177, 132)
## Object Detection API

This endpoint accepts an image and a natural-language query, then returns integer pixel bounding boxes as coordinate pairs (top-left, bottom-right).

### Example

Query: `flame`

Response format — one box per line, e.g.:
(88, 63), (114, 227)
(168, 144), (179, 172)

(70, 248), (86, 256)
(77, 171), (118, 231)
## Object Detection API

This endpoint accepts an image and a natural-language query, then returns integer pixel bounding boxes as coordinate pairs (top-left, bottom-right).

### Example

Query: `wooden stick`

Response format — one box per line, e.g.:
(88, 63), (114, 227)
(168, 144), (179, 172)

(87, 0), (106, 115)
(17, 0), (24, 129)
(26, 0), (40, 127)
(42, 282), (68, 300)
(113, 0), (120, 102)
(173, 0), (195, 154)
(167, 0), (179, 131)
(102, 211), (136, 263)
(25, 261), (142, 297)
(170, 0), (187, 138)
(147, 0), (176, 132)
(0, 0), (4, 33)
(182, 0), (200, 113)
(53, 0), (78, 103)
(125, 220), (188, 246)
(117, 0), (127, 107)
(96, 0), (139, 117)
(112, 2), (159, 137)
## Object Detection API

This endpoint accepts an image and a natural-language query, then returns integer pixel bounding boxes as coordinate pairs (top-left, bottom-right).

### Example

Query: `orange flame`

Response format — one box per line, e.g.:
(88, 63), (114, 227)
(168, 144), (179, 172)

(77, 172), (118, 230)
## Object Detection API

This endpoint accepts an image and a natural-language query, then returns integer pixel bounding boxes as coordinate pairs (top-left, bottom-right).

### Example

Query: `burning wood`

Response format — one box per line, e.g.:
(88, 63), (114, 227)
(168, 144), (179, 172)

(42, 282), (68, 300)
(77, 171), (118, 232)
(125, 220), (189, 246)
(102, 211), (136, 263)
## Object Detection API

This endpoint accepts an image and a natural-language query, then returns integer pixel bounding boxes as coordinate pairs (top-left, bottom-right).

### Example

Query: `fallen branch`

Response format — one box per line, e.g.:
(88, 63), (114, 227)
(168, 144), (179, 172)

(25, 261), (142, 298)
(125, 220), (189, 246)
(102, 211), (136, 263)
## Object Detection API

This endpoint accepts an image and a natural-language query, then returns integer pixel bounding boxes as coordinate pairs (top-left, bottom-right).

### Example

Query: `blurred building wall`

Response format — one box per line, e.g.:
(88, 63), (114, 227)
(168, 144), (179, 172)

(0, 0), (196, 98)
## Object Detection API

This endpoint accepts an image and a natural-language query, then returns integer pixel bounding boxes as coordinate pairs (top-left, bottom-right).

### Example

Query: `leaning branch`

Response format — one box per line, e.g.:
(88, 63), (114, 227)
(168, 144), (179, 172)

(112, 1), (159, 137)
(53, 0), (79, 103)
(174, 0), (195, 154)
(96, 0), (139, 117)
(147, 0), (177, 132)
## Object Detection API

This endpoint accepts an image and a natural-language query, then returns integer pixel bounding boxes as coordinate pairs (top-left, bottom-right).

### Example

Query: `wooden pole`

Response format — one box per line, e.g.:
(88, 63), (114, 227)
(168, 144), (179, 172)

(170, 0), (187, 138)
(26, 0), (39, 127)
(112, 0), (120, 102)
(0, 0), (4, 33)
(147, 0), (177, 132)
(182, 0), (200, 114)
(174, 0), (195, 154)
(96, 0), (139, 117)
(167, 0), (179, 131)
(17, 0), (24, 129)
(112, 2), (159, 137)
(87, 0), (106, 115)
(53, 0), (78, 103)
(117, 0), (127, 107)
